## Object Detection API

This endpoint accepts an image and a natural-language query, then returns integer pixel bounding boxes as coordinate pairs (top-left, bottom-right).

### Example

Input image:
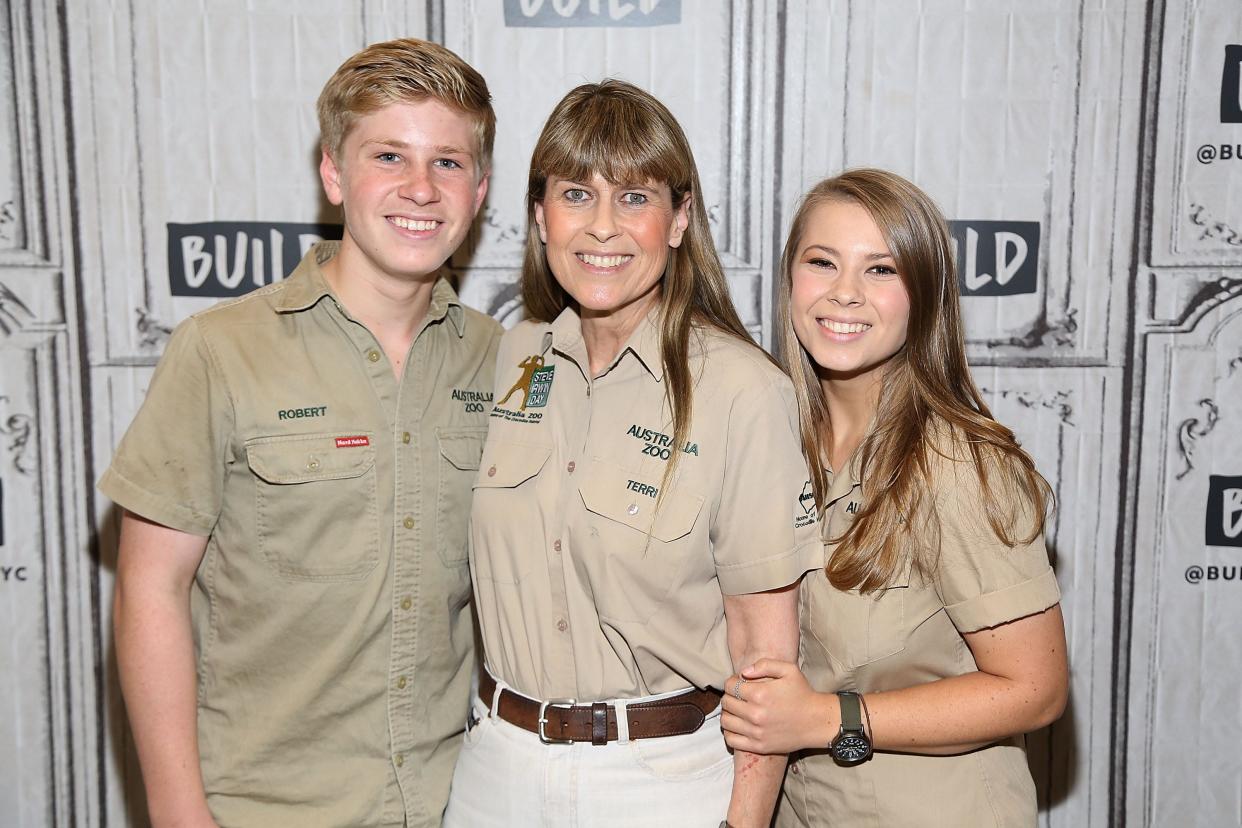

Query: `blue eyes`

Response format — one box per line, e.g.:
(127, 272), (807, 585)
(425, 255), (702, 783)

(560, 188), (650, 206)
(374, 154), (464, 170)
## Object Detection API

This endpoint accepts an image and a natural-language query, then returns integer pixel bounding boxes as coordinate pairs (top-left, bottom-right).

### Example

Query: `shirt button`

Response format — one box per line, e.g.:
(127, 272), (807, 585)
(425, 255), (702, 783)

(553, 539), (562, 552)
(402, 431), (411, 444)
(567, 461), (576, 473)
(403, 517), (415, 529)
(556, 617), (568, 632)
(627, 503), (639, 516)
(394, 754), (404, 767)
(397, 676), (407, 690)
(487, 465), (497, 477)
(306, 456), (321, 471)
(400, 597), (412, 611)
(367, 349), (381, 363)
(790, 762), (801, 776)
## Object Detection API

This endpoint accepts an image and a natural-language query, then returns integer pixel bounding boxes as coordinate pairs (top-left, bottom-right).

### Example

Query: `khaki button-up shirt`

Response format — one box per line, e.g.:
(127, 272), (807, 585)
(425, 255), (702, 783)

(99, 243), (501, 828)
(779, 428), (1061, 828)
(470, 308), (822, 701)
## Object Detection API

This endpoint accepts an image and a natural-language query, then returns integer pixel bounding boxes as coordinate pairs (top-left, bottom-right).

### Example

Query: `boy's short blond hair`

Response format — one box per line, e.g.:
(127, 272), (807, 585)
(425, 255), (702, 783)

(317, 38), (495, 171)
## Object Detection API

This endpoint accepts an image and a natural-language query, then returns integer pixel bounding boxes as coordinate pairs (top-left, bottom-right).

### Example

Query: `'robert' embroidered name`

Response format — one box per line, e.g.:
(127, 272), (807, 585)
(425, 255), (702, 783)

(278, 406), (327, 420)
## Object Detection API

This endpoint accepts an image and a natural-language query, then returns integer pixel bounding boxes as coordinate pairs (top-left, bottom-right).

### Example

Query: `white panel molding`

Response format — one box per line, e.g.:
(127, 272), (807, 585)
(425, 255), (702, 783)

(1125, 296), (1242, 828)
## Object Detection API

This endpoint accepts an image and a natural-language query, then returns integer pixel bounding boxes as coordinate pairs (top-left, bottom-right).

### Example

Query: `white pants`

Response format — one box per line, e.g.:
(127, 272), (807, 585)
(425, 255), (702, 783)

(444, 679), (733, 827)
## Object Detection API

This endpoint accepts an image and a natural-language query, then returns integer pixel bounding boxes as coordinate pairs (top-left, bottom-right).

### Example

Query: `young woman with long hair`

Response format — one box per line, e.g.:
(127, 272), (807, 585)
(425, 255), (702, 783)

(720, 169), (1068, 826)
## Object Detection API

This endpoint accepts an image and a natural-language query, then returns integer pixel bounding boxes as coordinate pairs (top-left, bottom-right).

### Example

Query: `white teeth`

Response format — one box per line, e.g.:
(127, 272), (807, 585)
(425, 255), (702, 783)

(579, 253), (631, 268)
(819, 319), (871, 334)
(390, 217), (438, 231)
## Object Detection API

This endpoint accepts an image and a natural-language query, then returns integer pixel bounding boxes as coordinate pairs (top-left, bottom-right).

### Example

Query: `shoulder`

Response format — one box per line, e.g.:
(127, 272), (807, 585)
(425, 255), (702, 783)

(497, 318), (549, 356)
(693, 326), (792, 396)
(183, 282), (290, 337)
(918, 417), (1044, 524)
(459, 304), (504, 345)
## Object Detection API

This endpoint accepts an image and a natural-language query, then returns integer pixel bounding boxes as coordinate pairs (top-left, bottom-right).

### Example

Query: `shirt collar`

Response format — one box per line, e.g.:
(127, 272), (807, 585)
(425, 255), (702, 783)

(548, 304), (664, 381)
(275, 240), (466, 337)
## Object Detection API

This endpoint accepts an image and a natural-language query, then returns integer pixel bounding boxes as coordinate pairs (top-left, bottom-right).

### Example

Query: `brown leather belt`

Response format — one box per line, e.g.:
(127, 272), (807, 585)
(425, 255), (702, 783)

(478, 672), (722, 745)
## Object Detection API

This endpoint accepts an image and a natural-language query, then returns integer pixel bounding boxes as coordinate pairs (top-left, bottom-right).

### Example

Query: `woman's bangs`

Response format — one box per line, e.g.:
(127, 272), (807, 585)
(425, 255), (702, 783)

(539, 99), (682, 189)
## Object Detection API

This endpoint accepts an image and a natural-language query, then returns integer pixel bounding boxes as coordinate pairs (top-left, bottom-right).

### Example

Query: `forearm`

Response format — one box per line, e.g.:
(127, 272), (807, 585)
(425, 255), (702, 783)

(114, 577), (213, 825)
(723, 586), (799, 826)
(792, 668), (1063, 757)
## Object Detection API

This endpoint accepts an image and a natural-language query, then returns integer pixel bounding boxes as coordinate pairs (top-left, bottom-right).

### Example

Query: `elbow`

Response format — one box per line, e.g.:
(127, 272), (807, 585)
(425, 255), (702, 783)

(1030, 680), (1069, 731)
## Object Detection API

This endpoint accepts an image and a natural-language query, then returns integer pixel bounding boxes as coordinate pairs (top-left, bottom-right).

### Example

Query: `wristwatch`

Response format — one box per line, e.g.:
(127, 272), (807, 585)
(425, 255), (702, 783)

(828, 691), (872, 765)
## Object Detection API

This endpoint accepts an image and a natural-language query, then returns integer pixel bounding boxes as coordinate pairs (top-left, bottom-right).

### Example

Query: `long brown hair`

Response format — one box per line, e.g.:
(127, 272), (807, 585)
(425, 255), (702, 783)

(775, 169), (1051, 592)
(523, 79), (757, 485)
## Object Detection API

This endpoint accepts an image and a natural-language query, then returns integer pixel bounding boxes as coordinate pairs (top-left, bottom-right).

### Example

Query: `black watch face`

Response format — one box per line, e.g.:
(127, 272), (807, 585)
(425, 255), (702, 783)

(832, 733), (872, 765)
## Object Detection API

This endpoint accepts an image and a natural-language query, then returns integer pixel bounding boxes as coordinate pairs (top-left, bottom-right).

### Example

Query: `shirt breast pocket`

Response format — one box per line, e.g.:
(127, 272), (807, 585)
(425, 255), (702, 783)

(437, 427), (487, 566)
(577, 462), (704, 624)
(806, 556), (912, 670)
(470, 440), (551, 585)
(245, 433), (379, 582)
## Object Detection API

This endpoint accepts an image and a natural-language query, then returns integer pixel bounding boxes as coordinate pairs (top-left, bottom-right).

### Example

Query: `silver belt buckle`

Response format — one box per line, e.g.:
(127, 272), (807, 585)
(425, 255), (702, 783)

(537, 698), (577, 744)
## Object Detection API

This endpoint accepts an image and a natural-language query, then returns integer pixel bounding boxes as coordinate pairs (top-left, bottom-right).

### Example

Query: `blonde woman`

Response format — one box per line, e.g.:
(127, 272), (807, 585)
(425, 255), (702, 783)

(445, 81), (821, 827)
(721, 169), (1068, 826)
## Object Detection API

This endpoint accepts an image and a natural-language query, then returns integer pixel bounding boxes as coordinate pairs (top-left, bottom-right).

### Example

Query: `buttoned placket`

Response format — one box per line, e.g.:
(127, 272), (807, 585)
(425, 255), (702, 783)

(542, 331), (595, 694)
(328, 294), (449, 813)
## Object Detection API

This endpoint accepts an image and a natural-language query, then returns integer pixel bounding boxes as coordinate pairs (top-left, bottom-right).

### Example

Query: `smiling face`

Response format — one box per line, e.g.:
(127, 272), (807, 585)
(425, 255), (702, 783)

(790, 199), (911, 387)
(533, 173), (689, 325)
(319, 98), (489, 285)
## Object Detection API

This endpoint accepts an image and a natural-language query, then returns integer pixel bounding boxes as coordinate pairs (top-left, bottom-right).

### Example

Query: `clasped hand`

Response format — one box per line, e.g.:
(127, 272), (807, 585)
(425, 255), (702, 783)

(720, 658), (831, 755)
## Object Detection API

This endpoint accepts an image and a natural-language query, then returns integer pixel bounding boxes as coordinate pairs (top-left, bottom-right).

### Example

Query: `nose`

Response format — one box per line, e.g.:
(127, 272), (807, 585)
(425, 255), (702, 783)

(398, 164), (440, 205)
(827, 267), (864, 306)
(586, 200), (620, 243)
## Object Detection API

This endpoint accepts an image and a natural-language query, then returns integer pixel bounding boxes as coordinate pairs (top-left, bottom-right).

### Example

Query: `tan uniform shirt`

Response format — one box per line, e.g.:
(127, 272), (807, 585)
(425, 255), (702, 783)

(100, 243), (501, 828)
(470, 307), (822, 701)
(779, 428), (1061, 828)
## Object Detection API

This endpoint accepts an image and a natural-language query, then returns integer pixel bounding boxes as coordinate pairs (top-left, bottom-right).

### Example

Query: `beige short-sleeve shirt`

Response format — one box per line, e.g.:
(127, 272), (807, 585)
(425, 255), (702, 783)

(99, 243), (501, 828)
(470, 307), (822, 701)
(779, 427), (1061, 828)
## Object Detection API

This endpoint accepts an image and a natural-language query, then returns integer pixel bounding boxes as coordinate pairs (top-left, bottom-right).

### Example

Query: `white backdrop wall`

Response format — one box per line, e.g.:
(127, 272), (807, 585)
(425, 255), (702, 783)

(0, 1), (1238, 825)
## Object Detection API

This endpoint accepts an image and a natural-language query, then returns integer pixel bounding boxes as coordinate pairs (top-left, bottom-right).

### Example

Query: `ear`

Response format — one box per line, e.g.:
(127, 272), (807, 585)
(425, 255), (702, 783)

(320, 149), (344, 207)
(534, 201), (548, 244)
(668, 193), (691, 248)
(473, 169), (490, 216)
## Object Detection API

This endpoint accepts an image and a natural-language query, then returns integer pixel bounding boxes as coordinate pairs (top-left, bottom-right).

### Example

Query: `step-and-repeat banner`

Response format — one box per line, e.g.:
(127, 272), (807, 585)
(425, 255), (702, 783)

(0, 1), (1238, 825)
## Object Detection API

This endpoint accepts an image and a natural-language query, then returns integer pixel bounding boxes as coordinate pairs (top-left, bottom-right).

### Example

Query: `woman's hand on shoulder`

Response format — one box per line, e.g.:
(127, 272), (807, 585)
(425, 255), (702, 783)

(720, 659), (834, 755)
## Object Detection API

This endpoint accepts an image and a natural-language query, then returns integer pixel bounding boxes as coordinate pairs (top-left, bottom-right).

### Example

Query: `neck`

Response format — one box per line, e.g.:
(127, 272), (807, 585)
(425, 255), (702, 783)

(321, 237), (437, 342)
(579, 291), (660, 377)
(820, 370), (883, 472)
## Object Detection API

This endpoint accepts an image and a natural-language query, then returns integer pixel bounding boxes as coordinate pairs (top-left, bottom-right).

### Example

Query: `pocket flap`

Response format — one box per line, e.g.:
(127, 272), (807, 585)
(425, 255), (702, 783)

(438, 428), (487, 471)
(246, 433), (376, 484)
(475, 441), (552, 488)
(579, 465), (703, 543)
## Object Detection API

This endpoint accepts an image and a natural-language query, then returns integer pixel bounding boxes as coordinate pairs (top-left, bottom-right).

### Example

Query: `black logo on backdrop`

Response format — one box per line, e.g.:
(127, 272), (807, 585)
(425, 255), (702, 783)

(1206, 475), (1242, 548)
(504, 0), (680, 27)
(1222, 45), (1242, 123)
(167, 222), (343, 298)
(948, 220), (1040, 296)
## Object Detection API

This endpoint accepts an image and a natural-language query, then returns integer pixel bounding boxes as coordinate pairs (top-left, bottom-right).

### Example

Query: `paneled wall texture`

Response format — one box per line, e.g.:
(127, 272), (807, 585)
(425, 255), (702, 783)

(0, 1), (1239, 825)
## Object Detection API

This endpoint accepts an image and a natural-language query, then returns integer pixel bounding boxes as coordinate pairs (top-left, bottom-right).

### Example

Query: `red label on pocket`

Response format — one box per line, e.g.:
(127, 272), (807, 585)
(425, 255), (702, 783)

(335, 436), (370, 448)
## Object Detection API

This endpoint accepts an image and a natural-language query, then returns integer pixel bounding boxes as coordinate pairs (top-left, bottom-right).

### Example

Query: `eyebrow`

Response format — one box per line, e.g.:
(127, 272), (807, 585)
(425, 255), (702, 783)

(802, 244), (893, 261)
(359, 139), (473, 157)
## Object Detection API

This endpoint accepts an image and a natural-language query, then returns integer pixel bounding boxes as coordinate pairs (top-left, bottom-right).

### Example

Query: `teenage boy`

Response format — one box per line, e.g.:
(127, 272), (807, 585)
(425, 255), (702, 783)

(102, 39), (500, 828)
